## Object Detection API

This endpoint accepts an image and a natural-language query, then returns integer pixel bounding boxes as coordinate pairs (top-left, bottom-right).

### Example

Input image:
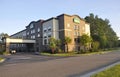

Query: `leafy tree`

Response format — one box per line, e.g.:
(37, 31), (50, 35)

(80, 34), (92, 52)
(55, 39), (62, 53)
(0, 33), (9, 53)
(49, 37), (57, 54)
(63, 36), (72, 52)
(85, 13), (118, 49)
(0, 33), (9, 41)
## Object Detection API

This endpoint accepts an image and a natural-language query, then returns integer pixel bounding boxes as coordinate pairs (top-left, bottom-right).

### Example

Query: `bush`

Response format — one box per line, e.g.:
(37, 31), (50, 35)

(92, 41), (100, 52)
(56, 48), (63, 53)
(3, 51), (10, 55)
(77, 49), (86, 54)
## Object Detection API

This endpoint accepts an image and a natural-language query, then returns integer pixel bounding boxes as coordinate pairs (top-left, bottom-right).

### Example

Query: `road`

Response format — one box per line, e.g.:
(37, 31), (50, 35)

(0, 51), (120, 77)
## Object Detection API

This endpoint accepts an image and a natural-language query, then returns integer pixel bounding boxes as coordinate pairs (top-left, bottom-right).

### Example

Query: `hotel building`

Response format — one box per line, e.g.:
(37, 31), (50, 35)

(10, 14), (90, 52)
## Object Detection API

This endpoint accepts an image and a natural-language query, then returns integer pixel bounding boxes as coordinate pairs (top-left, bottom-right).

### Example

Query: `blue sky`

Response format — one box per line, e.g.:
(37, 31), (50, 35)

(0, 0), (120, 38)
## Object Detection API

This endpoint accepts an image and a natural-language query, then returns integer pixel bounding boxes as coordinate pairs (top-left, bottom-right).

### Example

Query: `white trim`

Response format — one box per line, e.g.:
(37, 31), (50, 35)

(59, 29), (72, 31)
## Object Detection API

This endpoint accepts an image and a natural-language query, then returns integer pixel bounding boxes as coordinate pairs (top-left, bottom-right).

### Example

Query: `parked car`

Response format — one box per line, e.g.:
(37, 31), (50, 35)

(10, 50), (16, 54)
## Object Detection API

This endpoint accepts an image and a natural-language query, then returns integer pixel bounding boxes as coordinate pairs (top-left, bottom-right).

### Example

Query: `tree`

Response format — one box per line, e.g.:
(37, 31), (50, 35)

(49, 37), (57, 54)
(55, 39), (61, 52)
(63, 36), (72, 52)
(0, 33), (9, 42)
(91, 41), (100, 52)
(0, 33), (9, 53)
(80, 34), (92, 52)
(85, 13), (118, 49)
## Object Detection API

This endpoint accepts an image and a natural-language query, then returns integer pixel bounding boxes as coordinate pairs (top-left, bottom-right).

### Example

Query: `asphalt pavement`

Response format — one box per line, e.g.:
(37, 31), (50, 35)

(0, 50), (120, 77)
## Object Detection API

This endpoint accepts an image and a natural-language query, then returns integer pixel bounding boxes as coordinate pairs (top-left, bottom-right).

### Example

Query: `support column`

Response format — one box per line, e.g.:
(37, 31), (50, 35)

(6, 43), (10, 53)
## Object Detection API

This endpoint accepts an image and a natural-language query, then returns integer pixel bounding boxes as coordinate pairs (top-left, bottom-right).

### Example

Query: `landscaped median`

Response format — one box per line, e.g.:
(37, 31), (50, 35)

(91, 64), (120, 77)
(0, 57), (5, 63)
(40, 51), (111, 57)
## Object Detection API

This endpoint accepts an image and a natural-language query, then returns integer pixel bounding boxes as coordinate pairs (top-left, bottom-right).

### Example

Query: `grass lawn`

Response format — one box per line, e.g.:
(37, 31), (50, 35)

(0, 57), (5, 63)
(91, 64), (120, 77)
(40, 51), (111, 57)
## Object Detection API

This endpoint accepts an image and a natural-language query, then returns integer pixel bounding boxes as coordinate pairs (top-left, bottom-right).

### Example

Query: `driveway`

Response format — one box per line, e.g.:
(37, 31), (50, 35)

(0, 53), (67, 65)
(0, 50), (120, 77)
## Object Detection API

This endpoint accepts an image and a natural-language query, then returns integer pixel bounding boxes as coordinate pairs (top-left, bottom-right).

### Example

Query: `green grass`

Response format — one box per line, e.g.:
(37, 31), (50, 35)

(0, 57), (5, 62)
(91, 64), (120, 77)
(40, 51), (111, 57)
(41, 52), (77, 57)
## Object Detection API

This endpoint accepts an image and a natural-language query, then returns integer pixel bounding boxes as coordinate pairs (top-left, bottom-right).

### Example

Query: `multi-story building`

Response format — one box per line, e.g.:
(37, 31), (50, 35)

(10, 14), (90, 52)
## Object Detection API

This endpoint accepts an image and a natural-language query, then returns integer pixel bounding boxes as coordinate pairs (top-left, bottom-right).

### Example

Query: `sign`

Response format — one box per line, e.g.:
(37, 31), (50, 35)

(73, 17), (80, 24)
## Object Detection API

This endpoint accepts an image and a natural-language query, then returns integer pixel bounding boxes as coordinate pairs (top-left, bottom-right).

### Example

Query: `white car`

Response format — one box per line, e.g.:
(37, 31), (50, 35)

(11, 50), (16, 54)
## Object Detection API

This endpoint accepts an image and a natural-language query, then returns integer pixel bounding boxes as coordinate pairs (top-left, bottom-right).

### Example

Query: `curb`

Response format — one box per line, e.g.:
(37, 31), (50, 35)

(79, 61), (120, 77)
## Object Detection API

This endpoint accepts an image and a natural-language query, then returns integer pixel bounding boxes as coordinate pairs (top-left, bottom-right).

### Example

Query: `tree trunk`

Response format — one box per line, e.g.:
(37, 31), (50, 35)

(66, 44), (69, 53)
(51, 48), (54, 54)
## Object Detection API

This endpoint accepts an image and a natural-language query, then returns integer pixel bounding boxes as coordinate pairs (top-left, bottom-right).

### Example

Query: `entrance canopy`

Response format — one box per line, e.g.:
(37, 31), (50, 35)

(4, 38), (36, 52)
(6, 38), (36, 43)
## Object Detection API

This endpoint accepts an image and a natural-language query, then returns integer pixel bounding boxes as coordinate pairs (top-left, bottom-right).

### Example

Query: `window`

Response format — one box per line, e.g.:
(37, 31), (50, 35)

(33, 29), (35, 33)
(44, 39), (47, 45)
(78, 32), (80, 36)
(48, 28), (51, 31)
(48, 35), (51, 37)
(27, 32), (29, 35)
(38, 28), (40, 32)
(33, 35), (35, 39)
(31, 29), (35, 34)
(43, 28), (47, 32)
(31, 35), (35, 39)
(67, 32), (70, 36)
(67, 24), (70, 27)
(44, 36), (47, 38)
(31, 36), (32, 39)
(30, 24), (34, 29)
(74, 38), (79, 43)
(48, 26), (52, 31)
(44, 30), (47, 32)
(31, 30), (32, 34)
(38, 34), (40, 37)
(82, 27), (85, 31)
(74, 31), (77, 36)
(74, 25), (79, 30)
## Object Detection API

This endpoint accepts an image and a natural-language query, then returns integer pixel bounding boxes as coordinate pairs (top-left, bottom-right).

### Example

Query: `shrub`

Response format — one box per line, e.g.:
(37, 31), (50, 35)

(92, 41), (100, 52)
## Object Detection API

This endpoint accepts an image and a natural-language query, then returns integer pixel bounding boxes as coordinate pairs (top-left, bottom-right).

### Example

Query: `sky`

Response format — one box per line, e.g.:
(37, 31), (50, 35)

(0, 0), (120, 38)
